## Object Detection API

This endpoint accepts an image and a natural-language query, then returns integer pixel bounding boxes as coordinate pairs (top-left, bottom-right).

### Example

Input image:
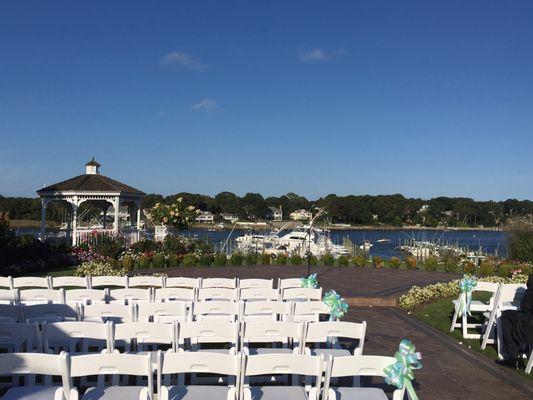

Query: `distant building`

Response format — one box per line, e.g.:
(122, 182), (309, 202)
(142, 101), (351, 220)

(196, 211), (214, 223)
(289, 209), (312, 221)
(266, 206), (283, 221)
(418, 204), (430, 213)
(221, 213), (239, 223)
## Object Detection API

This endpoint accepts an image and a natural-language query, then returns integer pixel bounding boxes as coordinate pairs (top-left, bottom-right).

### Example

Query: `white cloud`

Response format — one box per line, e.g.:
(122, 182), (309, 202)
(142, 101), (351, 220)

(191, 98), (217, 112)
(299, 48), (326, 62)
(161, 51), (207, 71)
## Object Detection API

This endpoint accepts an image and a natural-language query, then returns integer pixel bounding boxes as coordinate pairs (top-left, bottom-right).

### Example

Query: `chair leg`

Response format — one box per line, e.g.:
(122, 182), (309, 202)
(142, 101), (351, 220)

(450, 307), (459, 332)
(525, 350), (533, 374)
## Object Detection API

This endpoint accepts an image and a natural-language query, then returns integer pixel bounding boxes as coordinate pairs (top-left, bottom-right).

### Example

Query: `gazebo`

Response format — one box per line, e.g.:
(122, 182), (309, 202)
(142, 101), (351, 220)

(37, 158), (145, 246)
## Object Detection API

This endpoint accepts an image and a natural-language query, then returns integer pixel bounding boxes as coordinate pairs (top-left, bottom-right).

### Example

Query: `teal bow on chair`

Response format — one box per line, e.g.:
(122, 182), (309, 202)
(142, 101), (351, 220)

(457, 275), (477, 317)
(301, 273), (318, 288)
(322, 290), (349, 320)
(383, 339), (422, 400)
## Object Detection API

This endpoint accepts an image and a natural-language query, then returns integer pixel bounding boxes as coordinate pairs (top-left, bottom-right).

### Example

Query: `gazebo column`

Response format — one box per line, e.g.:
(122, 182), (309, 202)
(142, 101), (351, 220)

(113, 197), (120, 235)
(136, 199), (142, 241)
(71, 203), (79, 247)
(40, 198), (48, 241)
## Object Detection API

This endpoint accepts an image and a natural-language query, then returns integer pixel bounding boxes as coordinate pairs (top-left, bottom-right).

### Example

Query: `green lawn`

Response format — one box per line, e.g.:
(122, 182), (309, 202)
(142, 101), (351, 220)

(39, 266), (77, 277)
(413, 294), (533, 380)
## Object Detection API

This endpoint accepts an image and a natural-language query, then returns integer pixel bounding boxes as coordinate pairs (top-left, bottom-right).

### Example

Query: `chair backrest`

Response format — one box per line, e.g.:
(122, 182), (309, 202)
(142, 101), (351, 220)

(0, 351), (68, 378)
(136, 302), (187, 323)
(240, 287), (279, 301)
(21, 303), (78, 323)
(51, 276), (89, 289)
(198, 287), (237, 301)
(475, 282), (500, 293)
(65, 289), (107, 305)
(0, 322), (41, 352)
(81, 303), (135, 323)
(113, 322), (175, 351)
(90, 276), (128, 288)
(19, 289), (65, 304)
(192, 301), (239, 322)
(178, 321), (239, 347)
(239, 279), (273, 289)
(154, 288), (196, 302)
(498, 283), (528, 307)
(0, 290), (19, 306)
(108, 288), (151, 304)
(241, 300), (292, 322)
(0, 276), (13, 289)
(42, 321), (111, 353)
(12, 276), (50, 289)
(324, 355), (404, 400)
(158, 350), (240, 376)
(292, 301), (332, 322)
(243, 353), (323, 378)
(0, 304), (22, 322)
(165, 277), (201, 289)
(282, 287), (322, 302)
(202, 278), (237, 289)
(304, 322), (366, 354)
(128, 276), (164, 288)
(242, 321), (304, 348)
(278, 278), (303, 290)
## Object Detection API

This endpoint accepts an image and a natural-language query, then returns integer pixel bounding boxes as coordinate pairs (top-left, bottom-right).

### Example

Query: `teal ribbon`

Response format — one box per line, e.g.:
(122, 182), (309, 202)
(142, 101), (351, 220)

(457, 275), (477, 317)
(322, 290), (349, 321)
(301, 273), (318, 289)
(383, 339), (422, 400)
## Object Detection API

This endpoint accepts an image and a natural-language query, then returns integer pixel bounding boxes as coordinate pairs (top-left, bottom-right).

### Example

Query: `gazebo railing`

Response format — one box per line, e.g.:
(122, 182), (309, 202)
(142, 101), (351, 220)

(75, 228), (140, 247)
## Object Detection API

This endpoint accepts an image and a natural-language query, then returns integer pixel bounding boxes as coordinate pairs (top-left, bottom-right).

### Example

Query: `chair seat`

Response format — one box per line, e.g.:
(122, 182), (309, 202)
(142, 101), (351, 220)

(248, 386), (308, 400)
(166, 385), (229, 400)
(82, 386), (146, 400)
(330, 387), (388, 400)
(2, 386), (63, 400)
(310, 348), (351, 357)
(247, 347), (293, 355)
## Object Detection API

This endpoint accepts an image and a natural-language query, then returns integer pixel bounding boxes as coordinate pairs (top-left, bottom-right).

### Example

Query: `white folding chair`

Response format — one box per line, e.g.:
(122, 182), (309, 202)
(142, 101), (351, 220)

(65, 289), (108, 305)
(449, 281), (500, 339)
(0, 289), (18, 305)
(113, 322), (176, 353)
(19, 289), (65, 305)
(0, 276), (13, 289)
(239, 279), (273, 290)
(239, 288), (279, 302)
(323, 355), (406, 400)
(0, 304), (22, 322)
(12, 276), (50, 289)
(42, 321), (112, 354)
(241, 321), (304, 355)
(178, 321), (239, 353)
(242, 354), (323, 400)
(526, 348), (533, 374)
(109, 288), (152, 304)
(278, 278), (303, 290)
(21, 303), (78, 323)
(68, 353), (153, 400)
(154, 288), (196, 302)
(292, 301), (332, 323)
(164, 277), (201, 289)
(0, 322), (41, 353)
(157, 351), (241, 400)
(51, 276), (89, 289)
(128, 276), (164, 288)
(303, 322), (366, 358)
(241, 301), (292, 322)
(0, 352), (69, 398)
(81, 303), (135, 323)
(198, 288), (237, 302)
(89, 275), (128, 289)
(282, 288), (322, 302)
(137, 302), (187, 323)
(192, 301), (240, 322)
(202, 278), (237, 289)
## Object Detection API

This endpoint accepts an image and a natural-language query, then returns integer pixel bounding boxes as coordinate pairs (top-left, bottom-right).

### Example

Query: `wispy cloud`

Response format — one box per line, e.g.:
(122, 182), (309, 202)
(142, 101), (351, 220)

(161, 51), (207, 71)
(298, 47), (346, 63)
(191, 98), (217, 112)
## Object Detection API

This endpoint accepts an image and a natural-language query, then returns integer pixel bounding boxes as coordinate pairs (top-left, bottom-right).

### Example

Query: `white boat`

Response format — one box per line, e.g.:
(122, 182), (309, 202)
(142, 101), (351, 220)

(359, 240), (373, 251)
(377, 238), (391, 243)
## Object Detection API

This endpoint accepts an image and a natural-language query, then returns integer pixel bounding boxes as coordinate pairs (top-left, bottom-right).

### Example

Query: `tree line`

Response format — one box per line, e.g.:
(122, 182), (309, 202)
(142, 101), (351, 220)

(2, 193), (533, 228)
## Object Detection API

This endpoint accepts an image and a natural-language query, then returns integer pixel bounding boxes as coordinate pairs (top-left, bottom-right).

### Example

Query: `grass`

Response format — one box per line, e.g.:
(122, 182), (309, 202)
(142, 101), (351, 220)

(412, 293), (533, 380)
(38, 266), (77, 277)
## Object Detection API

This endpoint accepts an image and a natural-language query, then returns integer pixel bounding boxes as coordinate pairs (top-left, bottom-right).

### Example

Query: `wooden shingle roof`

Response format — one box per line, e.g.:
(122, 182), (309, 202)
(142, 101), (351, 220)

(37, 173), (145, 195)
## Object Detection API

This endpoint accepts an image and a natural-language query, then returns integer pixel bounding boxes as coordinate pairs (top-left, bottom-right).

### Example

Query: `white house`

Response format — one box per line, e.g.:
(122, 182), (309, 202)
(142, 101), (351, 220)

(196, 211), (214, 223)
(221, 213), (239, 223)
(289, 209), (312, 221)
(267, 206), (283, 221)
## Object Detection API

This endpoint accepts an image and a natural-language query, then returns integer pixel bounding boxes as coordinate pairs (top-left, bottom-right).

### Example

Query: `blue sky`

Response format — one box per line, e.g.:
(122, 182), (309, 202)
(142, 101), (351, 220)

(1, 1), (532, 200)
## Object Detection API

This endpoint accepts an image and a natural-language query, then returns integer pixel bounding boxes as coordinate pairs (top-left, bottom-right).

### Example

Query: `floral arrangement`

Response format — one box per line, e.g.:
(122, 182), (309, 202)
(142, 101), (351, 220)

(145, 198), (200, 229)
(75, 261), (127, 277)
(398, 273), (529, 311)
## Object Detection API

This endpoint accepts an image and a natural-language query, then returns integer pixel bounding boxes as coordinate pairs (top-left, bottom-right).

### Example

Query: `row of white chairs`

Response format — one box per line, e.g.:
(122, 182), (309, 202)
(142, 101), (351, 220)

(450, 281), (532, 373)
(0, 286), (323, 305)
(0, 320), (366, 360)
(0, 276), (305, 290)
(0, 351), (405, 400)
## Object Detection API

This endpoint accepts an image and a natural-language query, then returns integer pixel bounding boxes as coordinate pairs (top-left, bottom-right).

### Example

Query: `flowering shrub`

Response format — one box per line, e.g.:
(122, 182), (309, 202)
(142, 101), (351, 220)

(145, 198), (200, 229)
(398, 274), (529, 311)
(75, 261), (127, 277)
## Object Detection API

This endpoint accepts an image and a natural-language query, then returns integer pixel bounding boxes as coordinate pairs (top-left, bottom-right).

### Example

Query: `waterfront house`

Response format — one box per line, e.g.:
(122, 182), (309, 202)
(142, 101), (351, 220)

(266, 206), (283, 221)
(196, 211), (215, 223)
(221, 213), (239, 223)
(289, 209), (312, 221)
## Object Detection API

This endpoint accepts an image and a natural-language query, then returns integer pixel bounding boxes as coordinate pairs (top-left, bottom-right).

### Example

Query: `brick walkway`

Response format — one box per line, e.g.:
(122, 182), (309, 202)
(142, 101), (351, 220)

(154, 265), (533, 399)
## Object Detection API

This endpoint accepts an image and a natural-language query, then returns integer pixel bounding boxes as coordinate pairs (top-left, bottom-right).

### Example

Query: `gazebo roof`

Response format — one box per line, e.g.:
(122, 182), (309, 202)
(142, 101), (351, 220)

(37, 158), (145, 196)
